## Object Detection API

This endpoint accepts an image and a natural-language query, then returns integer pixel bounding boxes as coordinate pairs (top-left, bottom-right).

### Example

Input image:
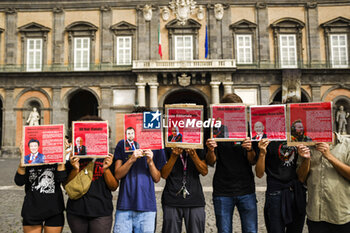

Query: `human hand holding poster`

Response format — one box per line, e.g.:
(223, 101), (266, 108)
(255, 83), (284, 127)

(211, 104), (247, 141)
(124, 113), (163, 152)
(288, 102), (333, 146)
(22, 125), (64, 166)
(73, 121), (109, 158)
(250, 105), (287, 141)
(165, 104), (203, 149)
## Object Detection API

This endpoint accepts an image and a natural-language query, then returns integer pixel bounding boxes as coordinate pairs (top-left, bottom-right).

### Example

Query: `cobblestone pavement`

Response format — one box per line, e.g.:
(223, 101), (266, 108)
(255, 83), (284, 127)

(0, 158), (308, 233)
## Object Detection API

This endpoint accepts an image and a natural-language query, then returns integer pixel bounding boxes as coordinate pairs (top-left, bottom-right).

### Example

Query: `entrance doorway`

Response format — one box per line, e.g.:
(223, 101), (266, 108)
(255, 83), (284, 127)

(68, 90), (98, 128)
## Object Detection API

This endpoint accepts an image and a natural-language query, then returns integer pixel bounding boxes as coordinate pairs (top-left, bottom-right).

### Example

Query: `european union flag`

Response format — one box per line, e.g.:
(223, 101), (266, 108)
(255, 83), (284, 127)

(205, 25), (209, 59)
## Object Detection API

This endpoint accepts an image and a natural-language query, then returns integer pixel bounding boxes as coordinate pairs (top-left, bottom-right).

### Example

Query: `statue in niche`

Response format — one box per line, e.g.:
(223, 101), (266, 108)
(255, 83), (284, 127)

(336, 105), (349, 134)
(26, 107), (40, 126)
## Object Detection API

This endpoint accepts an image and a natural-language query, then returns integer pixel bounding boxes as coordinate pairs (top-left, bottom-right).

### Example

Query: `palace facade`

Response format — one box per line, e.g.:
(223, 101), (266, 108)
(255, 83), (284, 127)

(0, 0), (349, 156)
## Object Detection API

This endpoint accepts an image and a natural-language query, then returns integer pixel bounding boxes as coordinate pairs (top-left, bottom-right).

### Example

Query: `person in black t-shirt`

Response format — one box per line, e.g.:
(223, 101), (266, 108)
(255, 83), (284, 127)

(206, 93), (258, 233)
(161, 147), (208, 233)
(15, 149), (66, 233)
(65, 115), (119, 233)
(255, 138), (306, 233)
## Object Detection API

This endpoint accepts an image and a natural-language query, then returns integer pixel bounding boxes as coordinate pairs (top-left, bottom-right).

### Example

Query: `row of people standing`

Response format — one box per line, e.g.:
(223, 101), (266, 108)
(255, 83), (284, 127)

(15, 93), (350, 233)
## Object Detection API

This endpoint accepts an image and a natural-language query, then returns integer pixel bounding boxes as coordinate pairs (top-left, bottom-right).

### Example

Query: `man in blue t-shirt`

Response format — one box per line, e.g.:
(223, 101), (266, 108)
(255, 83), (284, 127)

(113, 139), (166, 233)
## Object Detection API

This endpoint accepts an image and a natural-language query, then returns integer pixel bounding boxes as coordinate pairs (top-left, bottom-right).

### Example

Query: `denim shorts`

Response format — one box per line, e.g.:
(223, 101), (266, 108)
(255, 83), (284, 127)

(113, 210), (156, 233)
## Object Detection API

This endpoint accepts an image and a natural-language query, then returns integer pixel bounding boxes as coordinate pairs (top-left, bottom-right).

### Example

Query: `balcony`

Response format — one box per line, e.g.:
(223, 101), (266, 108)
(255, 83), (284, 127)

(0, 60), (348, 73)
(132, 59), (237, 72)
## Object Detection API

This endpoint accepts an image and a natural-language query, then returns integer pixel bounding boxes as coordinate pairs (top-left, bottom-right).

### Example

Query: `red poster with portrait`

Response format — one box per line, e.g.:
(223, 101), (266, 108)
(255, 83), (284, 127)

(288, 102), (333, 146)
(72, 121), (109, 158)
(211, 104), (247, 141)
(22, 125), (65, 166)
(165, 104), (203, 149)
(250, 105), (287, 141)
(123, 113), (163, 152)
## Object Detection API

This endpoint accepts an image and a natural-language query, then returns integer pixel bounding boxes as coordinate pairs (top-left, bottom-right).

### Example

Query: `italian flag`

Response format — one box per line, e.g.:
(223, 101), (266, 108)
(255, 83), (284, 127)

(158, 24), (162, 58)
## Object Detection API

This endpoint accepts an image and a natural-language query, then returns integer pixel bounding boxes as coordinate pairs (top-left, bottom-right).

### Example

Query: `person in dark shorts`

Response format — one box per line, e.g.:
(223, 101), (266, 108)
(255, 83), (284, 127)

(65, 115), (119, 233)
(15, 149), (66, 232)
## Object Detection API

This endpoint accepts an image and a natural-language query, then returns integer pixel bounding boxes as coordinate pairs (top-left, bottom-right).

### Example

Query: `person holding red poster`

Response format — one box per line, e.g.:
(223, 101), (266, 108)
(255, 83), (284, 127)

(24, 139), (45, 164)
(254, 102), (306, 233)
(297, 133), (350, 233)
(113, 107), (166, 233)
(161, 147), (208, 233)
(65, 115), (118, 233)
(205, 93), (258, 233)
(15, 145), (66, 233)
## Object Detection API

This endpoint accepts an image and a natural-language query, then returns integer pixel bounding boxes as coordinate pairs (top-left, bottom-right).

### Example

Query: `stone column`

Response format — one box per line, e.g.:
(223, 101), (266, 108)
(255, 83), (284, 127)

(305, 3), (321, 67)
(5, 8), (17, 66)
(311, 84), (321, 102)
(2, 88), (17, 156)
(52, 8), (65, 69)
(150, 9), (159, 60)
(260, 85), (270, 105)
(210, 82), (221, 104)
(256, 3), (270, 66)
(52, 87), (64, 124)
(137, 7), (150, 60)
(208, 7), (220, 59)
(100, 6), (113, 65)
(136, 82), (146, 107)
(149, 82), (159, 109)
(100, 86), (114, 152)
(223, 82), (233, 95)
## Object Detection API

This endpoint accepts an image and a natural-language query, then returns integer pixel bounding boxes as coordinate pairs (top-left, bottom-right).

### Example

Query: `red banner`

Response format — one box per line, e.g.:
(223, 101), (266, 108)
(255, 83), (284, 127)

(124, 113), (163, 152)
(288, 102), (333, 144)
(250, 105), (287, 141)
(165, 105), (203, 148)
(23, 125), (64, 166)
(211, 105), (247, 141)
(73, 121), (109, 157)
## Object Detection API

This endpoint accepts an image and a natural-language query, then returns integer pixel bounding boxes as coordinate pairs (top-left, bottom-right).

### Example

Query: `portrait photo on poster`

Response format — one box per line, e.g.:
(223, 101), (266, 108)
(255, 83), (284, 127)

(287, 102), (333, 146)
(210, 104), (248, 141)
(250, 105), (287, 141)
(164, 104), (203, 149)
(22, 125), (65, 166)
(72, 121), (109, 158)
(124, 113), (163, 152)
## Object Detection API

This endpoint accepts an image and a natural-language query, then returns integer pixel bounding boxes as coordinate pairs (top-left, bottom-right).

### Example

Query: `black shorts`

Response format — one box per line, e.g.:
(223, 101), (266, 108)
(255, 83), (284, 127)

(23, 213), (64, 227)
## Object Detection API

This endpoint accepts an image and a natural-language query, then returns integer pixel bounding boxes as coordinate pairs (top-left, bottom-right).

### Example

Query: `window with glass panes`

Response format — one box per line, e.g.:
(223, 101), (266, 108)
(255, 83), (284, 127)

(175, 36), (193, 60)
(236, 35), (252, 64)
(117, 36), (132, 65)
(74, 37), (90, 71)
(330, 34), (348, 68)
(27, 39), (42, 71)
(279, 34), (297, 68)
